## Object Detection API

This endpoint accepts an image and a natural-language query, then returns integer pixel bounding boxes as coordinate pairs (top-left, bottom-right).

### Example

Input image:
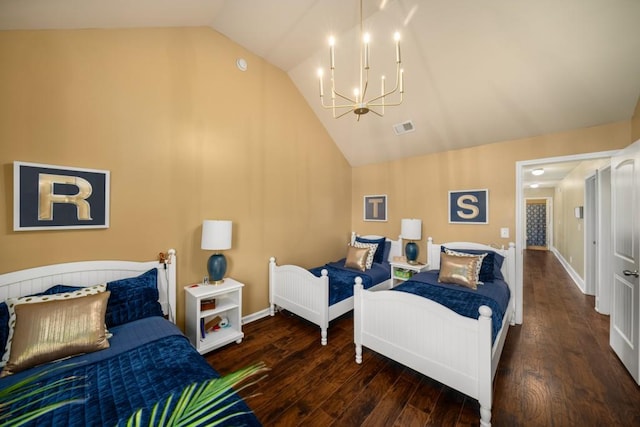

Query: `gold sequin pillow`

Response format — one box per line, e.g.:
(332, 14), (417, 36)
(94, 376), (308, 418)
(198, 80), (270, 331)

(444, 249), (487, 284)
(0, 290), (110, 377)
(345, 245), (371, 272)
(351, 241), (378, 269)
(0, 284), (107, 370)
(438, 253), (482, 290)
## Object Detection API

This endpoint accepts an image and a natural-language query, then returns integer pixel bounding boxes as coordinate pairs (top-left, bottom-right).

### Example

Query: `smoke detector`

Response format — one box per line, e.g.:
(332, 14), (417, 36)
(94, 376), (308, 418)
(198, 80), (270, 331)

(393, 120), (415, 135)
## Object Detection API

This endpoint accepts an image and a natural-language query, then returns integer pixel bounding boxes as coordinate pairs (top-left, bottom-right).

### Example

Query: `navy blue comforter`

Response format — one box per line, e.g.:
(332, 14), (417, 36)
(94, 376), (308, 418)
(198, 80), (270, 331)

(0, 317), (261, 427)
(393, 270), (511, 343)
(309, 260), (391, 306)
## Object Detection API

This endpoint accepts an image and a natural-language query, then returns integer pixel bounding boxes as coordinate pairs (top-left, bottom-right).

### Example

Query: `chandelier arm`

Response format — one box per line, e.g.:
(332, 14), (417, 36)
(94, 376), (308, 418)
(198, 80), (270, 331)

(321, 103), (361, 110)
(332, 88), (356, 104)
(335, 108), (356, 119)
(367, 92), (404, 108)
(367, 98), (402, 107)
(364, 63), (402, 104)
(366, 108), (384, 117)
(361, 71), (370, 102)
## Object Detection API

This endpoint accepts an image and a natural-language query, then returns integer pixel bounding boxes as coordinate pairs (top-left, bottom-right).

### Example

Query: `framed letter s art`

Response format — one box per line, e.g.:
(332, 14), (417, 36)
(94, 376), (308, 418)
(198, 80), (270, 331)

(14, 161), (110, 231)
(363, 194), (387, 222)
(449, 189), (488, 224)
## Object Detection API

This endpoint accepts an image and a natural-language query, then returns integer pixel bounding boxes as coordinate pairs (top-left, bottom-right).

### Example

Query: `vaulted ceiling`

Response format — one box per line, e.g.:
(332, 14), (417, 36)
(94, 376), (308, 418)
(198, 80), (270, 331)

(1, 0), (639, 167)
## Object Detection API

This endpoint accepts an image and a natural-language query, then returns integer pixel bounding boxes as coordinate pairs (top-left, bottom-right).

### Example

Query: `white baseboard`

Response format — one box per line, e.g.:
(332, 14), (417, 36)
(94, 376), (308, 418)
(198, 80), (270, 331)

(242, 308), (271, 325)
(550, 246), (585, 293)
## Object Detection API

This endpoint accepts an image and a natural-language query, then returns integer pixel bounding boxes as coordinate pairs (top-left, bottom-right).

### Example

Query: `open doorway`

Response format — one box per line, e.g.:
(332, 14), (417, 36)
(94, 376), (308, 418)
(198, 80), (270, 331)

(514, 150), (619, 324)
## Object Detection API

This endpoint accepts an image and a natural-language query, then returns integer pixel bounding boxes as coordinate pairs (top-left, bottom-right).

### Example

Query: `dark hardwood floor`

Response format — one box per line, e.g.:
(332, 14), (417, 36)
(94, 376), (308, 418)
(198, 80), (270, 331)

(207, 250), (640, 426)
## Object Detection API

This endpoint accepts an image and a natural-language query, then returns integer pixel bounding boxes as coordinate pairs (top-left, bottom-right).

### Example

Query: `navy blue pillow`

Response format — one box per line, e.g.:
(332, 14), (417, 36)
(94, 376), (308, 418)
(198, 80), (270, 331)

(356, 236), (387, 264)
(44, 268), (162, 328)
(441, 247), (504, 282)
(381, 241), (391, 263)
(105, 268), (162, 327)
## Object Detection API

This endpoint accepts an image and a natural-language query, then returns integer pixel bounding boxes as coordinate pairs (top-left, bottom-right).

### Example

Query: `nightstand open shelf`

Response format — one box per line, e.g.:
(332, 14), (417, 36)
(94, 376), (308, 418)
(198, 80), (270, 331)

(185, 278), (244, 355)
(390, 261), (430, 286)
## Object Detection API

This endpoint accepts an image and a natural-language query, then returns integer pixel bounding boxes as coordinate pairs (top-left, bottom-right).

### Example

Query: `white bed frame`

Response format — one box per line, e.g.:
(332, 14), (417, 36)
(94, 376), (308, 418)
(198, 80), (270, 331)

(354, 238), (515, 427)
(269, 233), (402, 345)
(0, 250), (177, 323)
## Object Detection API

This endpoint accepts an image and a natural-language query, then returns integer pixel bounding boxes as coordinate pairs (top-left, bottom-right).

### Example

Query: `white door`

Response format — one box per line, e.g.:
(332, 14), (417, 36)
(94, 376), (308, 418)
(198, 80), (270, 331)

(611, 139), (640, 384)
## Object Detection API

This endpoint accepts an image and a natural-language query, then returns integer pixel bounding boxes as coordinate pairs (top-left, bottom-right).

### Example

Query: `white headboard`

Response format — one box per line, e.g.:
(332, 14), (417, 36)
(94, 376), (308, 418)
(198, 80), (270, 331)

(0, 250), (177, 323)
(351, 232), (403, 262)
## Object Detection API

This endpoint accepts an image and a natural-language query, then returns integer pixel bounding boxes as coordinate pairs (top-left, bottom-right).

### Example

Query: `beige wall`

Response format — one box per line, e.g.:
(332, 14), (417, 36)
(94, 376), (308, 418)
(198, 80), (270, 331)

(553, 159), (609, 279)
(0, 28), (352, 328)
(352, 122), (630, 263)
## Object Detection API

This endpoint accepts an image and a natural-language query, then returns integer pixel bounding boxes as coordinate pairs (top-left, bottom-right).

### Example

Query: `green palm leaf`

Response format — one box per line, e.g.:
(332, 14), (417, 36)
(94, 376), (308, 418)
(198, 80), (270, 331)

(126, 362), (268, 427)
(0, 363), (86, 427)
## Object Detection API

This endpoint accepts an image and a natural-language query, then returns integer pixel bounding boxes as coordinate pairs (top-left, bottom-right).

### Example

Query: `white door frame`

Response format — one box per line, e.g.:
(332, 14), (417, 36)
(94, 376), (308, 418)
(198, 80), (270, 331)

(585, 172), (598, 296)
(515, 150), (619, 324)
(597, 165), (612, 315)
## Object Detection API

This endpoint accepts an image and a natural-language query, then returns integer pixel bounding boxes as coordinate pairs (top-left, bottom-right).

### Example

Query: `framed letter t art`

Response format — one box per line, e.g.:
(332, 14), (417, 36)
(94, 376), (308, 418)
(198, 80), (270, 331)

(363, 195), (387, 222)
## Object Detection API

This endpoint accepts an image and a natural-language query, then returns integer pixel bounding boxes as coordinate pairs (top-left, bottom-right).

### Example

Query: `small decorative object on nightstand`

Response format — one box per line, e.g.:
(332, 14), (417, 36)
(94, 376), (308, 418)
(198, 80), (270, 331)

(401, 218), (422, 264)
(185, 278), (244, 354)
(390, 260), (429, 286)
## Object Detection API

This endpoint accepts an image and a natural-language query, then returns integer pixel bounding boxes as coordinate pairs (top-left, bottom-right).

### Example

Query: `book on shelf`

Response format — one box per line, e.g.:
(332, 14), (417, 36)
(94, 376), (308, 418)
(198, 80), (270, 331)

(201, 298), (216, 311)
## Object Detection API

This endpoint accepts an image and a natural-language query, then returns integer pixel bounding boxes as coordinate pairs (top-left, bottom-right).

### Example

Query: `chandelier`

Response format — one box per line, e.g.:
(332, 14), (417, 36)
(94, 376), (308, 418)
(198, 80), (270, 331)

(317, 0), (404, 120)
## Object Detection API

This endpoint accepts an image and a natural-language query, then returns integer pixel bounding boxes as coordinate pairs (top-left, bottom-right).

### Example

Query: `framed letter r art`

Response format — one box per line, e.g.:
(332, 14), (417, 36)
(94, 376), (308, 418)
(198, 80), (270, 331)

(363, 194), (387, 222)
(14, 161), (110, 231)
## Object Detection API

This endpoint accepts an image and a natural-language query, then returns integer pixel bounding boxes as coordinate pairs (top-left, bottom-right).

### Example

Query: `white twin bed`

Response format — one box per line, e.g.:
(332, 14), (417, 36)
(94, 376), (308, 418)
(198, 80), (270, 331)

(269, 233), (402, 345)
(354, 238), (516, 427)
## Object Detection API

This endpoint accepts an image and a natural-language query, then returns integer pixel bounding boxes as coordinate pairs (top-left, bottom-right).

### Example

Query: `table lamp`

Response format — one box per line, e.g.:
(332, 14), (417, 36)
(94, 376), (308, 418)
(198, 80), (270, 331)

(401, 218), (422, 264)
(201, 220), (232, 284)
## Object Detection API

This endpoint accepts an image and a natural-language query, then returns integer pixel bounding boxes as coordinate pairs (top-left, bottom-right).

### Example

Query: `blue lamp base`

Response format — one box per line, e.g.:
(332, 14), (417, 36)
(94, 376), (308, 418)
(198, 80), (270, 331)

(207, 253), (227, 285)
(405, 241), (419, 264)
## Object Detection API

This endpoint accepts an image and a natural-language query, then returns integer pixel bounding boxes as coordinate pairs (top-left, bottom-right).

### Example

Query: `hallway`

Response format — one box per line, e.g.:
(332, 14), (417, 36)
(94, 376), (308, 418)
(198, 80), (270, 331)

(493, 249), (640, 425)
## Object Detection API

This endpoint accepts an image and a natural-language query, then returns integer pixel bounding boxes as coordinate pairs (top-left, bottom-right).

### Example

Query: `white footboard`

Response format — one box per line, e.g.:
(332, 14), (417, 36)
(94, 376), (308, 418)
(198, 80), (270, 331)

(354, 280), (497, 427)
(269, 257), (330, 345)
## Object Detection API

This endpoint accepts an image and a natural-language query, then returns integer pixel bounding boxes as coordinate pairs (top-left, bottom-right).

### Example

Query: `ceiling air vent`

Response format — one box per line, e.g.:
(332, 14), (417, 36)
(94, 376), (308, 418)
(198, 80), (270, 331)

(393, 120), (415, 135)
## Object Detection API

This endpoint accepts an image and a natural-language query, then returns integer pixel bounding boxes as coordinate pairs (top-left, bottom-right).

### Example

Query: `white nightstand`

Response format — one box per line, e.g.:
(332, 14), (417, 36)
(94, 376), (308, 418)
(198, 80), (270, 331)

(185, 278), (244, 355)
(390, 261), (430, 286)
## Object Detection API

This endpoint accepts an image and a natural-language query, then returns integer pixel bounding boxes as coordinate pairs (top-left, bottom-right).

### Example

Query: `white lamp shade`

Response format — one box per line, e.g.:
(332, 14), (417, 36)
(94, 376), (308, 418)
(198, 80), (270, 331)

(401, 218), (422, 240)
(201, 220), (232, 250)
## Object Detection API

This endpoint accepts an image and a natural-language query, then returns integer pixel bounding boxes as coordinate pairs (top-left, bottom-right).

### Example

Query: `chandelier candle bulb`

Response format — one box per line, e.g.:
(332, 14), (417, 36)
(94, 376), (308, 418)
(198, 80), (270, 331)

(318, 70), (324, 97)
(329, 36), (335, 69)
(395, 32), (401, 63)
(364, 33), (370, 69)
(400, 69), (404, 93)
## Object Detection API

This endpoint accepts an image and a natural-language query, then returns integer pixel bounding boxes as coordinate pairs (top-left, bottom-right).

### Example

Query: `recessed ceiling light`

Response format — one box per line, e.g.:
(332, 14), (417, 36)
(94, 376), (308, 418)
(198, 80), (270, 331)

(531, 168), (544, 176)
(530, 183), (539, 188)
